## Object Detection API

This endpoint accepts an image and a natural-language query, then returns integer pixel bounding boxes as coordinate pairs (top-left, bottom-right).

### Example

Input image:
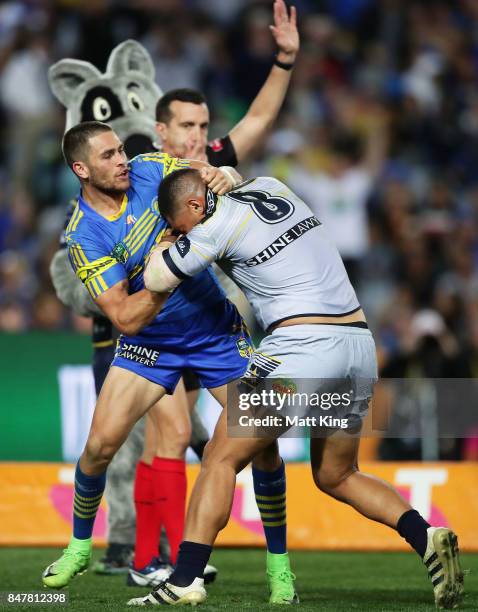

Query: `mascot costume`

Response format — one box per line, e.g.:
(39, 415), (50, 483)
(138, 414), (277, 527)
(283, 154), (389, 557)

(48, 40), (212, 580)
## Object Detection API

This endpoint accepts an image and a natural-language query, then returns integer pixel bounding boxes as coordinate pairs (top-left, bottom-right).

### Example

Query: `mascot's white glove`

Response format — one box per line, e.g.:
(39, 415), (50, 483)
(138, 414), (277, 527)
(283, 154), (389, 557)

(50, 249), (103, 318)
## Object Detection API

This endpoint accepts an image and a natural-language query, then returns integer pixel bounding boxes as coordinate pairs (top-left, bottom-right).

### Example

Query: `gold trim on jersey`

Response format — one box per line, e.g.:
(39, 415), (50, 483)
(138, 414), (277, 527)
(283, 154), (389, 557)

(69, 246), (118, 299)
(128, 264), (143, 281)
(106, 194), (128, 221)
(142, 228), (167, 268)
(191, 245), (212, 261)
(129, 214), (158, 255)
(65, 203), (81, 235)
(123, 208), (154, 247)
(138, 152), (190, 176)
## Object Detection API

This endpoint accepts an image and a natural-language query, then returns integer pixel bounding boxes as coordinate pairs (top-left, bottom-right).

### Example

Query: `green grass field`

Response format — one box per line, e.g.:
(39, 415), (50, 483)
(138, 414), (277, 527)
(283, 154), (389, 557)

(0, 548), (476, 611)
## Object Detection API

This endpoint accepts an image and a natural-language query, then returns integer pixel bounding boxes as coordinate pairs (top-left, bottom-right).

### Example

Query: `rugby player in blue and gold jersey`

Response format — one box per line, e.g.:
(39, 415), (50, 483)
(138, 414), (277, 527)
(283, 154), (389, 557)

(42, 121), (296, 595)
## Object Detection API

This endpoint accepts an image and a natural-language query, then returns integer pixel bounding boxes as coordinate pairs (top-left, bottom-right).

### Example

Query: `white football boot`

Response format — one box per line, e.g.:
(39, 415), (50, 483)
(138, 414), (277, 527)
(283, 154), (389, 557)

(127, 577), (206, 606)
(423, 527), (464, 609)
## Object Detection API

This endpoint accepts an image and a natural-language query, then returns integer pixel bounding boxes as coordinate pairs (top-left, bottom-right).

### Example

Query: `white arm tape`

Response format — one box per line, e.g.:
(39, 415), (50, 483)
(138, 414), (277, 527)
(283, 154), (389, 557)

(143, 245), (182, 293)
(219, 166), (241, 189)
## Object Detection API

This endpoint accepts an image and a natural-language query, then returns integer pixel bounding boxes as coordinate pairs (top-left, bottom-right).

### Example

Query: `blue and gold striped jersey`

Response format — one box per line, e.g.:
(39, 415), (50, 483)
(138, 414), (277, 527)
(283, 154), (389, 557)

(65, 152), (225, 330)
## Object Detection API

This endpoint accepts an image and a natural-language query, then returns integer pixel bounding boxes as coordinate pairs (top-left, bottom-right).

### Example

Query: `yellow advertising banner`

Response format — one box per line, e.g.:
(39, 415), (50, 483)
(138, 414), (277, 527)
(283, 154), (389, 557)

(0, 462), (477, 551)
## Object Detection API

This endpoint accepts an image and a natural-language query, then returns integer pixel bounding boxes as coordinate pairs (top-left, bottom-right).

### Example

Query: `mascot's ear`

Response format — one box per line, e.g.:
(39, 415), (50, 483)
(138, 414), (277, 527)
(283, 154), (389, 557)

(107, 39), (155, 81)
(48, 59), (102, 107)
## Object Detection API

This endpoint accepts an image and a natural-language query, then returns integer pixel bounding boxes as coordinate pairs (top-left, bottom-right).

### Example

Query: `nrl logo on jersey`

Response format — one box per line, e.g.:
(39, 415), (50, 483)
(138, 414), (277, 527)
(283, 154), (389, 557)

(205, 189), (217, 216)
(175, 236), (190, 258)
(111, 241), (130, 264)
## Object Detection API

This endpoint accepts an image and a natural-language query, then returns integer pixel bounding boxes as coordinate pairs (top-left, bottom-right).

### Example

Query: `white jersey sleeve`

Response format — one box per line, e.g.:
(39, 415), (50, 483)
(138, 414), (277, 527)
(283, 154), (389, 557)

(163, 224), (220, 279)
(165, 176), (360, 331)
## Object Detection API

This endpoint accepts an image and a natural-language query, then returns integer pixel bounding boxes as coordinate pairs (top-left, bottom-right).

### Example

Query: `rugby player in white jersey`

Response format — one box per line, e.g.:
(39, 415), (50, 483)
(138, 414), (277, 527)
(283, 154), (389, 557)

(130, 170), (464, 609)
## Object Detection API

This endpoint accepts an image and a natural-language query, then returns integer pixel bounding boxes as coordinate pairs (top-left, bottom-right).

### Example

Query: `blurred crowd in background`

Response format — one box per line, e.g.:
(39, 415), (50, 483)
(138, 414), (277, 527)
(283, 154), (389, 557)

(1, 0), (478, 454)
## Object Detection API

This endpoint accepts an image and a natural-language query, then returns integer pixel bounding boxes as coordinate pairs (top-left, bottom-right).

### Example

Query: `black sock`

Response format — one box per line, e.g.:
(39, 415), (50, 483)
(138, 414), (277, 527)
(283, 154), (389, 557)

(397, 509), (431, 558)
(168, 541), (212, 587)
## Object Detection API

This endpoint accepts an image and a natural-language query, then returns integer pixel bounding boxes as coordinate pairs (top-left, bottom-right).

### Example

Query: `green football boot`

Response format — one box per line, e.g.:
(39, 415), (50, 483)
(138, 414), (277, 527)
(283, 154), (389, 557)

(42, 536), (92, 589)
(266, 551), (299, 604)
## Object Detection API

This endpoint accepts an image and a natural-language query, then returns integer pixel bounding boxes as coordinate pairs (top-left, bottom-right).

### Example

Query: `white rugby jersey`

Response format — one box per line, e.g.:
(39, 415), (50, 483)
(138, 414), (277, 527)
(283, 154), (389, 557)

(164, 176), (360, 331)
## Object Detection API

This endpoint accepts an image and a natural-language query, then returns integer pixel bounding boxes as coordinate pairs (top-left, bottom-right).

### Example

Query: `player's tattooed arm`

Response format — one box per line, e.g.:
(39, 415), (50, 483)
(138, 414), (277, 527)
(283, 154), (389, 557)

(95, 279), (169, 336)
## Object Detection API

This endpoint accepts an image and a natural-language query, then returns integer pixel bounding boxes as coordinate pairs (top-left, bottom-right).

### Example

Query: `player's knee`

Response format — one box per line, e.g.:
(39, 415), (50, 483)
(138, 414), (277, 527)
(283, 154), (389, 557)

(84, 434), (117, 469)
(155, 412), (192, 457)
(201, 442), (244, 475)
(252, 441), (281, 471)
(175, 421), (192, 454)
(312, 465), (356, 495)
(158, 425), (191, 457)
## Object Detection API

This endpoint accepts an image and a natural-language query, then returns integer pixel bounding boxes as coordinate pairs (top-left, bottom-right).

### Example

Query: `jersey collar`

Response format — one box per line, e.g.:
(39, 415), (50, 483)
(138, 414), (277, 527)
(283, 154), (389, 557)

(78, 192), (128, 222)
(201, 188), (218, 224)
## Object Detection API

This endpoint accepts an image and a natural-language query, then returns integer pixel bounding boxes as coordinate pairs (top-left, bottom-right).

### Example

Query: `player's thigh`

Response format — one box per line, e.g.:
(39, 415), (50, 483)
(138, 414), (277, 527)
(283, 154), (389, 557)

(310, 432), (360, 489)
(203, 406), (274, 473)
(207, 384), (227, 409)
(182, 369), (201, 413)
(149, 379), (192, 456)
(89, 365), (166, 451)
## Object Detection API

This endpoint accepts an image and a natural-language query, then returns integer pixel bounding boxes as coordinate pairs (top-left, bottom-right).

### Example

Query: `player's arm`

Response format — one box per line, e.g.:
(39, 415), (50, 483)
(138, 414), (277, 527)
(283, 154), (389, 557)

(130, 153), (241, 195)
(95, 281), (169, 337)
(50, 249), (103, 317)
(144, 229), (218, 293)
(68, 232), (169, 336)
(197, 164), (242, 195)
(228, 0), (299, 163)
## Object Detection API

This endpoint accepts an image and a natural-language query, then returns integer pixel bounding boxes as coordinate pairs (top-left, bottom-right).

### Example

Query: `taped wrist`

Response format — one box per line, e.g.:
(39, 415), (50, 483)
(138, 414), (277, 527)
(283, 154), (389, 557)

(143, 246), (182, 293)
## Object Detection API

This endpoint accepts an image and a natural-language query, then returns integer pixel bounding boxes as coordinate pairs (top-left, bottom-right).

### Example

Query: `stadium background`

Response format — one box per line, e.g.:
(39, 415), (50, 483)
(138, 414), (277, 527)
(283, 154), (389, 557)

(0, 0), (478, 608)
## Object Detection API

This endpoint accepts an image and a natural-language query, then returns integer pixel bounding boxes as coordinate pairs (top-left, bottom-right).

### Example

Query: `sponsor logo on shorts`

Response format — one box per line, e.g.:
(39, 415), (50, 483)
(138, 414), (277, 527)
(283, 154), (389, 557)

(111, 241), (130, 264)
(175, 236), (191, 258)
(116, 342), (159, 367)
(236, 337), (253, 359)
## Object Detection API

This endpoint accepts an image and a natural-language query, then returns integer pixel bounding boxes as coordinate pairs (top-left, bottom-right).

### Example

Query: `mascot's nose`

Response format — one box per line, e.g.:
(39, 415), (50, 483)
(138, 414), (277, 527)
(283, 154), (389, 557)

(124, 134), (157, 158)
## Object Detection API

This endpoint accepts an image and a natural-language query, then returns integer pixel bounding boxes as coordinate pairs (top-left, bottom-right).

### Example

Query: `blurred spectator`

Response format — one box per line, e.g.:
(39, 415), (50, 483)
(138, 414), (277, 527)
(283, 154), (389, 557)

(0, 0), (476, 458)
(0, 26), (56, 189)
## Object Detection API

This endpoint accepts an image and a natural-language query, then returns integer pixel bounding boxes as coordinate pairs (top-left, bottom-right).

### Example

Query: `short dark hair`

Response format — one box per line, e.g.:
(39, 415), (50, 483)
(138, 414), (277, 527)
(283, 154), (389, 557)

(156, 88), (207, 123)
(62, 121), (112, 168)
(158, 168), (200, 218)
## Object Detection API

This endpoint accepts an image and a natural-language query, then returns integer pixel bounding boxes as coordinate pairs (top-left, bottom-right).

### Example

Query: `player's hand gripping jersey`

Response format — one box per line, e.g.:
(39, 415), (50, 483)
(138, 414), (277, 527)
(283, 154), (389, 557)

(163, 176), (361, 331)
(65, 153), (252, 392)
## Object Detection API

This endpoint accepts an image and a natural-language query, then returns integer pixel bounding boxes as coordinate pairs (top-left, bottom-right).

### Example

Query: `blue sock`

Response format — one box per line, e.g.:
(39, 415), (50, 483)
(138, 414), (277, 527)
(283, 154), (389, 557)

(253, 460), (287, 554)
(168, 541), (212, 587)
(73, 462), (106, 540)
